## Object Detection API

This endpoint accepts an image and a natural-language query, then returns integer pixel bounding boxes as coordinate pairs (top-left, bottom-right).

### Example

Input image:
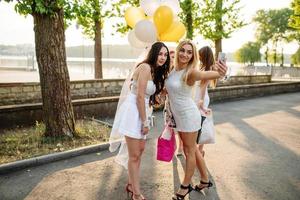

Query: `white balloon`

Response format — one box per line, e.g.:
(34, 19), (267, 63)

(140, 0), (160, 16)
(134, 20), (157, 43)
(128, 30), (150, 49)
(161, 0), (180, 15)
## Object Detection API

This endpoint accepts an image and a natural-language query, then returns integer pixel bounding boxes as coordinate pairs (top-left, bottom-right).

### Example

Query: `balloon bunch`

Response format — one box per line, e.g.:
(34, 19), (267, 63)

(125, 0), (186, 48)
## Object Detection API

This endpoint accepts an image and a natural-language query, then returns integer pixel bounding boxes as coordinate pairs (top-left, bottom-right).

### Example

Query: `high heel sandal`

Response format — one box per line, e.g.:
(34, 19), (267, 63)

(125, 183), (133, 199)
(194, 180), (213, 192)
(172, 184), (194, 200)
(132, 193), (146, 200)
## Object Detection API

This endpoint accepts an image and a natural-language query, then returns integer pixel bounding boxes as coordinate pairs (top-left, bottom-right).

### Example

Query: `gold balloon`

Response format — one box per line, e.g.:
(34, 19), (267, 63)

(153, 6), (173, 34)
(125, 7), (146, 28)
(160, 21), (186, 42)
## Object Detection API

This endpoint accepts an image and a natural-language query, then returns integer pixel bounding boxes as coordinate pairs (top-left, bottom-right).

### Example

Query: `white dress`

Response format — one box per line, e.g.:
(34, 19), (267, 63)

(110, 80), (156, 169)
(112, 80), (156, 139)
(165, 69), (202, 132)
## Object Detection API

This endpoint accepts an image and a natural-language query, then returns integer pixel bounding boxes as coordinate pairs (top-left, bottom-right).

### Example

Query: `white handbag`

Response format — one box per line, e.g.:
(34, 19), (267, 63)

(199, 112), (216, 144)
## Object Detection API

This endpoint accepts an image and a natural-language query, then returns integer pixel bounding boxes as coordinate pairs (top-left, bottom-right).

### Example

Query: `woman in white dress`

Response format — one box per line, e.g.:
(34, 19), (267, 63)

(165, 40), (227, 200)
(194, 46), (217, 192)
(109, 42), (170, 200)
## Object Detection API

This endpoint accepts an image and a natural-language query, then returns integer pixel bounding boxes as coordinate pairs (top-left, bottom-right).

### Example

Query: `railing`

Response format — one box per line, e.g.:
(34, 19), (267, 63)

(233, 65), (300, 80)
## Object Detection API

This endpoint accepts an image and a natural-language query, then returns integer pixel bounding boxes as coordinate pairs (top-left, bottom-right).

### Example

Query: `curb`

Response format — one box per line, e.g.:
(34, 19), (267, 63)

(0, 142), (110, 175)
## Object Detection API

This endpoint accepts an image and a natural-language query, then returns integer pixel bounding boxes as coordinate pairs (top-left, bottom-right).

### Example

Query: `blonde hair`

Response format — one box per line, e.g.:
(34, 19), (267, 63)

(175, 40), (199, 84)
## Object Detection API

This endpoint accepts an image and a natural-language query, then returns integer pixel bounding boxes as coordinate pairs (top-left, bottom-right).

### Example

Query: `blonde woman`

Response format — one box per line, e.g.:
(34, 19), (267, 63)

(165, 40), (227, 199)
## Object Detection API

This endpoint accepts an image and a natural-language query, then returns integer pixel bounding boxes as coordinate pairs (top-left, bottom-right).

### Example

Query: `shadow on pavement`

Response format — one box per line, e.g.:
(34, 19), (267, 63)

(0, 150), (116, 200)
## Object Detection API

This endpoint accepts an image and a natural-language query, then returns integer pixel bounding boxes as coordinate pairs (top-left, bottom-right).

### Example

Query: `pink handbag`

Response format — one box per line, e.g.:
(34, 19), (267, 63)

(156, 125), (176, 162)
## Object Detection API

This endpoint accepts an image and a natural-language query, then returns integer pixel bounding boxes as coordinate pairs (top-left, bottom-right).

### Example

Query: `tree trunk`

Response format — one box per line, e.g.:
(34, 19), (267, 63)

(186, 0), (193, 39)
(215, 39), (222, 58)
(265, 46), (269, 66)
(281, 47), (284, 67)
(33, 9), (76, 137)
(94, 17), (103, 79)
(215, 0), (223, 57)
(273, 40), (278, 66)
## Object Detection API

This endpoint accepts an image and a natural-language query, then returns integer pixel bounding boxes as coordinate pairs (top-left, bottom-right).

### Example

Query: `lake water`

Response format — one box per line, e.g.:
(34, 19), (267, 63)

(0, 56), (295, 82)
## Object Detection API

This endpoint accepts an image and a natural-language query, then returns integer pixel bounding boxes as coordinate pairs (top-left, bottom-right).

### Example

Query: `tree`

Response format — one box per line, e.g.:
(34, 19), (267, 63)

(71, 0), (110, 79)
(268, 51), (283, 66)
(5, 0), (76, 137)
(288, 0), (300, 67)
(195, 0), (246, 56)
(289, 0), (300, 30)
(234, 42), (261, 66)
(179, 0), (199, 39)
(291, 47), (300, 66)
(253, 8), (292, 66)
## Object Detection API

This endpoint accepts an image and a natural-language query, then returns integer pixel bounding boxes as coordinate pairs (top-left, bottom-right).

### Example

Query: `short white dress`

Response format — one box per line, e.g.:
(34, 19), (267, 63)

(109, 80), (155, 169)
(112, 80), (156, 139)
(165, 69), (202, 132)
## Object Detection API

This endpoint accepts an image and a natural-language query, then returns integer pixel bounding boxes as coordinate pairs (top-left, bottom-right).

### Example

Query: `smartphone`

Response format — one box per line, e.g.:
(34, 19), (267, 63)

(218, 52), (226, 63)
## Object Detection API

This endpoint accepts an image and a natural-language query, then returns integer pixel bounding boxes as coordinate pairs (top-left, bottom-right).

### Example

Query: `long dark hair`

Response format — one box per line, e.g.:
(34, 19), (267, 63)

(199, 46), (215, 71)
(198, 46), (217, 88)
(137, 42), (170, 105)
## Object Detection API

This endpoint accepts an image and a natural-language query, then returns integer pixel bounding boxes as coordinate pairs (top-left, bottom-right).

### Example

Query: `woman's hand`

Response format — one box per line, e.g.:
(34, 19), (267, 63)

(142, 127), (150, 135)
(197, 99), (204, 109)
(215, 60), (227, 77)
(205, 108), (212, 115)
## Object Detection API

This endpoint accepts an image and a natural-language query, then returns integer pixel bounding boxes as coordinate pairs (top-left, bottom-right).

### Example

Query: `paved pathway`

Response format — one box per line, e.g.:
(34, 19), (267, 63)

(0, 93), (300, 200)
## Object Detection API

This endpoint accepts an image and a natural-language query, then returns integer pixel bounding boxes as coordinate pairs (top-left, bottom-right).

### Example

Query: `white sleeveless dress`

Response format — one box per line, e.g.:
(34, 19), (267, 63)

(165, 69), (202, 132)
(112, 80), (156, 139)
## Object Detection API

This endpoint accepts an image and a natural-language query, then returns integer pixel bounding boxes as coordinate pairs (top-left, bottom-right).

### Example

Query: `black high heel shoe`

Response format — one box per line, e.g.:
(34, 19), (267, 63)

(194, 180), (213, 192)
(125, 183), (133, 199)
(172, 184), (194, 200)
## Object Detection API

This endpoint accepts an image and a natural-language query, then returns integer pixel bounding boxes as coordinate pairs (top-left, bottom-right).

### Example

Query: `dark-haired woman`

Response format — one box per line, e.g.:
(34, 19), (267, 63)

(109, 42), (170, 200)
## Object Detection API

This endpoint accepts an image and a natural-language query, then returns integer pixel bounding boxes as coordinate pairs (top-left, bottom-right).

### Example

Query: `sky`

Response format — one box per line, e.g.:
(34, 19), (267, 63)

(0, 0), (296, 53)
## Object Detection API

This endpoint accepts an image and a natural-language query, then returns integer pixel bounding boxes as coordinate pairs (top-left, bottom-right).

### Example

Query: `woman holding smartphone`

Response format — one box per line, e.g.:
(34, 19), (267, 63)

(165, 40), (227, 200)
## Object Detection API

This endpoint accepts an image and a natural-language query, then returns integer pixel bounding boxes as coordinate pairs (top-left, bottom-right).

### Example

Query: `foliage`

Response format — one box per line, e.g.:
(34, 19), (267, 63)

(253, 8), (293, 65)
(289, 0), (300, 30)
(179, 0), (199, 39)
(4, 0), (67, 16)
(287, 0), (300, 45)
(267, 51), (283, 65)
(291, 47), (300, 65)
(4, 0), (78, 29)
(110, 0), (139, 35)
(254, 8), (292, 44)
(195, 0), (246, 41)
(234, 42), (261, 65)
(71, 0), (110, 39)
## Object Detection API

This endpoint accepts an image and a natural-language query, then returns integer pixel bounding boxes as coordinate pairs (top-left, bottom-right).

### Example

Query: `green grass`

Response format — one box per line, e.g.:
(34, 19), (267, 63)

(0, 120), (111, 164)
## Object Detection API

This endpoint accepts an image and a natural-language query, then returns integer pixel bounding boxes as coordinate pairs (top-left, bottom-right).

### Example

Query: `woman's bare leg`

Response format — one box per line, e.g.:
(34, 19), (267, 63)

(195, 145), (209, 182)
(175, 132), (197, 196)
(125, 136), (146, 196)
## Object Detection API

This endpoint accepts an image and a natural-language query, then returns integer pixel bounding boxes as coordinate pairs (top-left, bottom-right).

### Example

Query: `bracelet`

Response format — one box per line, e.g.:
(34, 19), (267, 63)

(142, 120), (150, 128)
